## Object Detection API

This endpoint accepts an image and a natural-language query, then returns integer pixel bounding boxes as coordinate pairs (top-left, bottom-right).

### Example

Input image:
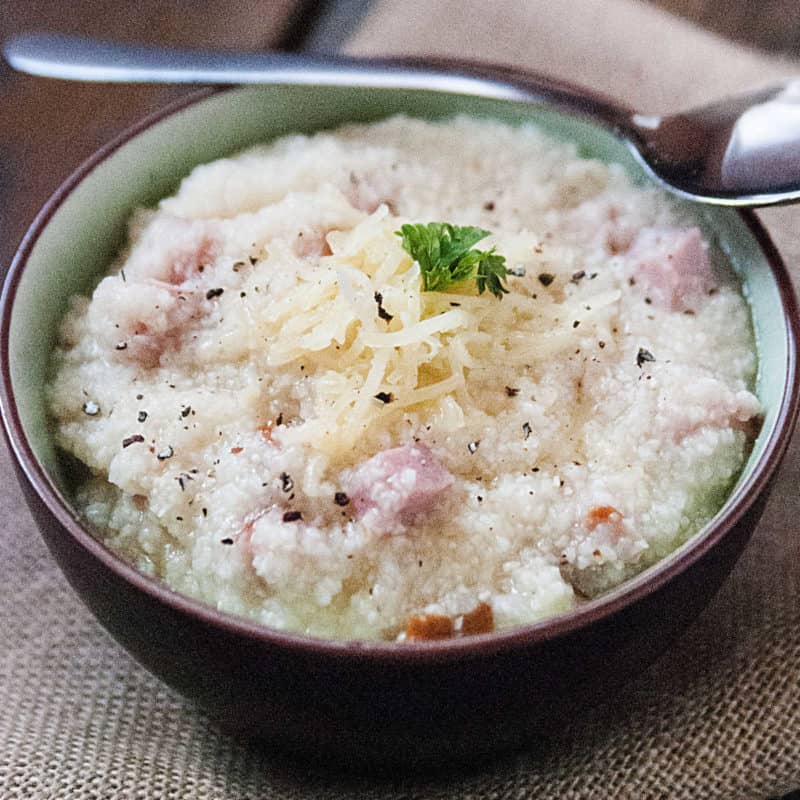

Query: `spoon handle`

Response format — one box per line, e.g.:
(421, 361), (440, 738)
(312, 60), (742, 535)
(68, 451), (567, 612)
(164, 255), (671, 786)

(3, 32), (626, 123)
(4, 30), (530, 101)
(3, 31), (411, 85)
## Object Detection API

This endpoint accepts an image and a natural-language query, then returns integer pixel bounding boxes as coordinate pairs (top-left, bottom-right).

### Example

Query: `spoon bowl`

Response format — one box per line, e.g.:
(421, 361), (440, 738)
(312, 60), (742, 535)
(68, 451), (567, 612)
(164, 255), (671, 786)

(4, 31), (800, 207)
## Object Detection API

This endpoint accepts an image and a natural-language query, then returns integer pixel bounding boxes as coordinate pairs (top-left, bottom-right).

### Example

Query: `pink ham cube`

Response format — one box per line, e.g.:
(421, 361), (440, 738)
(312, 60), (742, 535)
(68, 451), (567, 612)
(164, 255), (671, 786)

(345, 444), (454, 534)
(628, 227), (715, 311)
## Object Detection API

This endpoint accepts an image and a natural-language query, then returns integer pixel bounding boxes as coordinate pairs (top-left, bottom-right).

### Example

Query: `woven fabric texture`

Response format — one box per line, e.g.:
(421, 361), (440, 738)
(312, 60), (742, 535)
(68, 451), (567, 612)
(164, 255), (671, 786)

(2, 1), (800, 797)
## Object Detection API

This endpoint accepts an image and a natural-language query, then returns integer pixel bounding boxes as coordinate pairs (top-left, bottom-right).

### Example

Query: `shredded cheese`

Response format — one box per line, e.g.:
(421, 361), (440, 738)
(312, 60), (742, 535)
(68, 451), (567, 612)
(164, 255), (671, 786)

(248, 206), (621, 459)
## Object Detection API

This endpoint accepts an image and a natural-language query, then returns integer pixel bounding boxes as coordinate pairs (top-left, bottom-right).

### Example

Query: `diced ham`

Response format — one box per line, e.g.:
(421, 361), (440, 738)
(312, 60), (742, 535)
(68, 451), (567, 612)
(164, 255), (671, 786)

(559, 560), (604, 600)
(663, 380), (761, 443)
(124, 216), (220, 284)
(294, 228), (334, 258)
(89, 218), (224, 367)
(627, 227), (715, 311)
(345, 444), (454, 534)
(89, 277), (201, 368)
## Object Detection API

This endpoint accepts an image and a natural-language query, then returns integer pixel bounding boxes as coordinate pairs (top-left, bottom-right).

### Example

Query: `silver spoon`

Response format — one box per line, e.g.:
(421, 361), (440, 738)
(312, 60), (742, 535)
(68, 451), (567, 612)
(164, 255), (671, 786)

(5, 31), (800, 208)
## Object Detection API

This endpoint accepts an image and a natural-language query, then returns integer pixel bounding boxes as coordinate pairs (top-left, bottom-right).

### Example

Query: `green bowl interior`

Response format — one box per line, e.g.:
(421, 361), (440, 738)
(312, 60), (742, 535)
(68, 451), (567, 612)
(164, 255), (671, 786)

(8, 84), (788, 528)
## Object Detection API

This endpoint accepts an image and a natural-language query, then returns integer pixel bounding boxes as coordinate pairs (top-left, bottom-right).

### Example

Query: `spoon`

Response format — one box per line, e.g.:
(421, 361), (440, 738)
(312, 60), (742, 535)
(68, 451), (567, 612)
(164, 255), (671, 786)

(5, 31), (800, 208)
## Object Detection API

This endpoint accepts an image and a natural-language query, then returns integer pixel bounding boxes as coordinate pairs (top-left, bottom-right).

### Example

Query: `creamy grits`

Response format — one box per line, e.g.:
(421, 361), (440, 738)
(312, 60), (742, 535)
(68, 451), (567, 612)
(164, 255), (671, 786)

(48, 116), (761, 641)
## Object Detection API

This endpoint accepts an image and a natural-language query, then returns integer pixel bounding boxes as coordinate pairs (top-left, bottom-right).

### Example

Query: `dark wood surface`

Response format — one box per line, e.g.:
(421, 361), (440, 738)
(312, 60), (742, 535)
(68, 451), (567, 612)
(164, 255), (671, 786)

(0, 1), (306, 270)
(649, 0), (800, 54)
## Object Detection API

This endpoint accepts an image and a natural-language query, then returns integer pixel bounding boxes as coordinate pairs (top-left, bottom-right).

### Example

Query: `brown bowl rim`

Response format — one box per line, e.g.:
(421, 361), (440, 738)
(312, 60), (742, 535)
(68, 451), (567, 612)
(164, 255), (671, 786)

(1, 64), (799, 663)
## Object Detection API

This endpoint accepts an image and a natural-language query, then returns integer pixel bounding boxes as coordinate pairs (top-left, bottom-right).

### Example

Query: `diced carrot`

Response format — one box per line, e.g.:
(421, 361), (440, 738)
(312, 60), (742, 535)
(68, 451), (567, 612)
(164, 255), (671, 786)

(258, 424), (273, 441)
(404, 613), (454, 641)
(459, 602), (494, 636)
(404, 602), (495, 642)
(586, 505), (622, 530)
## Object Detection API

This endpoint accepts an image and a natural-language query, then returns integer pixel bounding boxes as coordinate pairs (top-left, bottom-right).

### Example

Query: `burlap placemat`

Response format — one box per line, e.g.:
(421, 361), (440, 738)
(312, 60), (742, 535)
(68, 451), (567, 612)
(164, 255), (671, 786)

(2, 1), (800, 797)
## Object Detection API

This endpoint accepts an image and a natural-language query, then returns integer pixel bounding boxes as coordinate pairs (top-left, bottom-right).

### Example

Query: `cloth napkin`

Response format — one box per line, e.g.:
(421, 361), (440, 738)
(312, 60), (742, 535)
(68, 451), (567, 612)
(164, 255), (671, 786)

(2, 1), (800, 797)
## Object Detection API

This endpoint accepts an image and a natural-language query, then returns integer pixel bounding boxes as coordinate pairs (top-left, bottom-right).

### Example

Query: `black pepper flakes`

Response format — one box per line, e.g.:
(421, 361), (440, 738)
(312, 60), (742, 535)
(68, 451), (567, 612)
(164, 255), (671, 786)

(122, 434), (144, 448)
(483, 200), (495, 211)
(175, 472), (194, 491)
(82, 401), (100, 416)
(181, 406), (192, 418)
(522, 421), (533, 440)
(538, 273), (555, 287)
(205, 287), (224, 300)
(467, 441), (480, 454)
(220, 538), (234, 545)
(157, 445), (174, 460)
(598, 340), (606, 349)
(374, 391), (394, 404)
(280, 472), (294, 493)
(115, 342), (128, 351)
(249, 256), (258, 266)
(282, 510), (302, 523)
(572, 320), (580, 329)
(505, 386), (520, 397)
(636, 348), (656, 368)
(570, 270), (586, 283)
(374, 291), (394, 323)
(334, 492), (350, 507)
(137, 410), (148, 423)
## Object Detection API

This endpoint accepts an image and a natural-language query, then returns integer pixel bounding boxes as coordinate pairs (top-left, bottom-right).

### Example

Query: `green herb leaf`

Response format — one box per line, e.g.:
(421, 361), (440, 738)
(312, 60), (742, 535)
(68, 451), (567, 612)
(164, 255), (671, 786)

(395, 223), (509, 299)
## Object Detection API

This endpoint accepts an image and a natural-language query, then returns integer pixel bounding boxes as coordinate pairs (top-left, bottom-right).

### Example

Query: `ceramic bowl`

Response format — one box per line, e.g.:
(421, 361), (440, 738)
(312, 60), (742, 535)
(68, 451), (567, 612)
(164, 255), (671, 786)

(1, 65), (798, 768)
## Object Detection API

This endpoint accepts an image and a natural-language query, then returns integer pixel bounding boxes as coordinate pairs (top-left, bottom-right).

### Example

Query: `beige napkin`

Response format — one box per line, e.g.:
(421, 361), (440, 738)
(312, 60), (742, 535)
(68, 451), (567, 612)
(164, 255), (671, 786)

(2, 1), (800, 797)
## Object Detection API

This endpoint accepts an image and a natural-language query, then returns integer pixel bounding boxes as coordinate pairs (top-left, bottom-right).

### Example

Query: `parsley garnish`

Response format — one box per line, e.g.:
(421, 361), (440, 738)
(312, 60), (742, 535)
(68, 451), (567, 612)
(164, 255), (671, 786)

(395, 223), (509, 299)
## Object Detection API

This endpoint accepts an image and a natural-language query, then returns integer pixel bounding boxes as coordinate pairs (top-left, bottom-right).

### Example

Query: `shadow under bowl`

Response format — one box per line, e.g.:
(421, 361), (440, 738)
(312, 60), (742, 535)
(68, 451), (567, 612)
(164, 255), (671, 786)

(1, 66), (798, 768)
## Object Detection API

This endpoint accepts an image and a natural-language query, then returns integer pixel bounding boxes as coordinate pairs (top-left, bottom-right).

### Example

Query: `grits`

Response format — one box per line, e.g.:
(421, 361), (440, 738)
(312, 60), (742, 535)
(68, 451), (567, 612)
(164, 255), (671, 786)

(48, 116), (760, 641)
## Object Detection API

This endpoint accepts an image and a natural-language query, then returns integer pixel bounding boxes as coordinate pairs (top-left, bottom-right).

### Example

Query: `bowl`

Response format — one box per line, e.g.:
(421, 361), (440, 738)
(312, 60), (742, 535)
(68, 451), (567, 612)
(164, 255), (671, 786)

(2, 65), (799, 768)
